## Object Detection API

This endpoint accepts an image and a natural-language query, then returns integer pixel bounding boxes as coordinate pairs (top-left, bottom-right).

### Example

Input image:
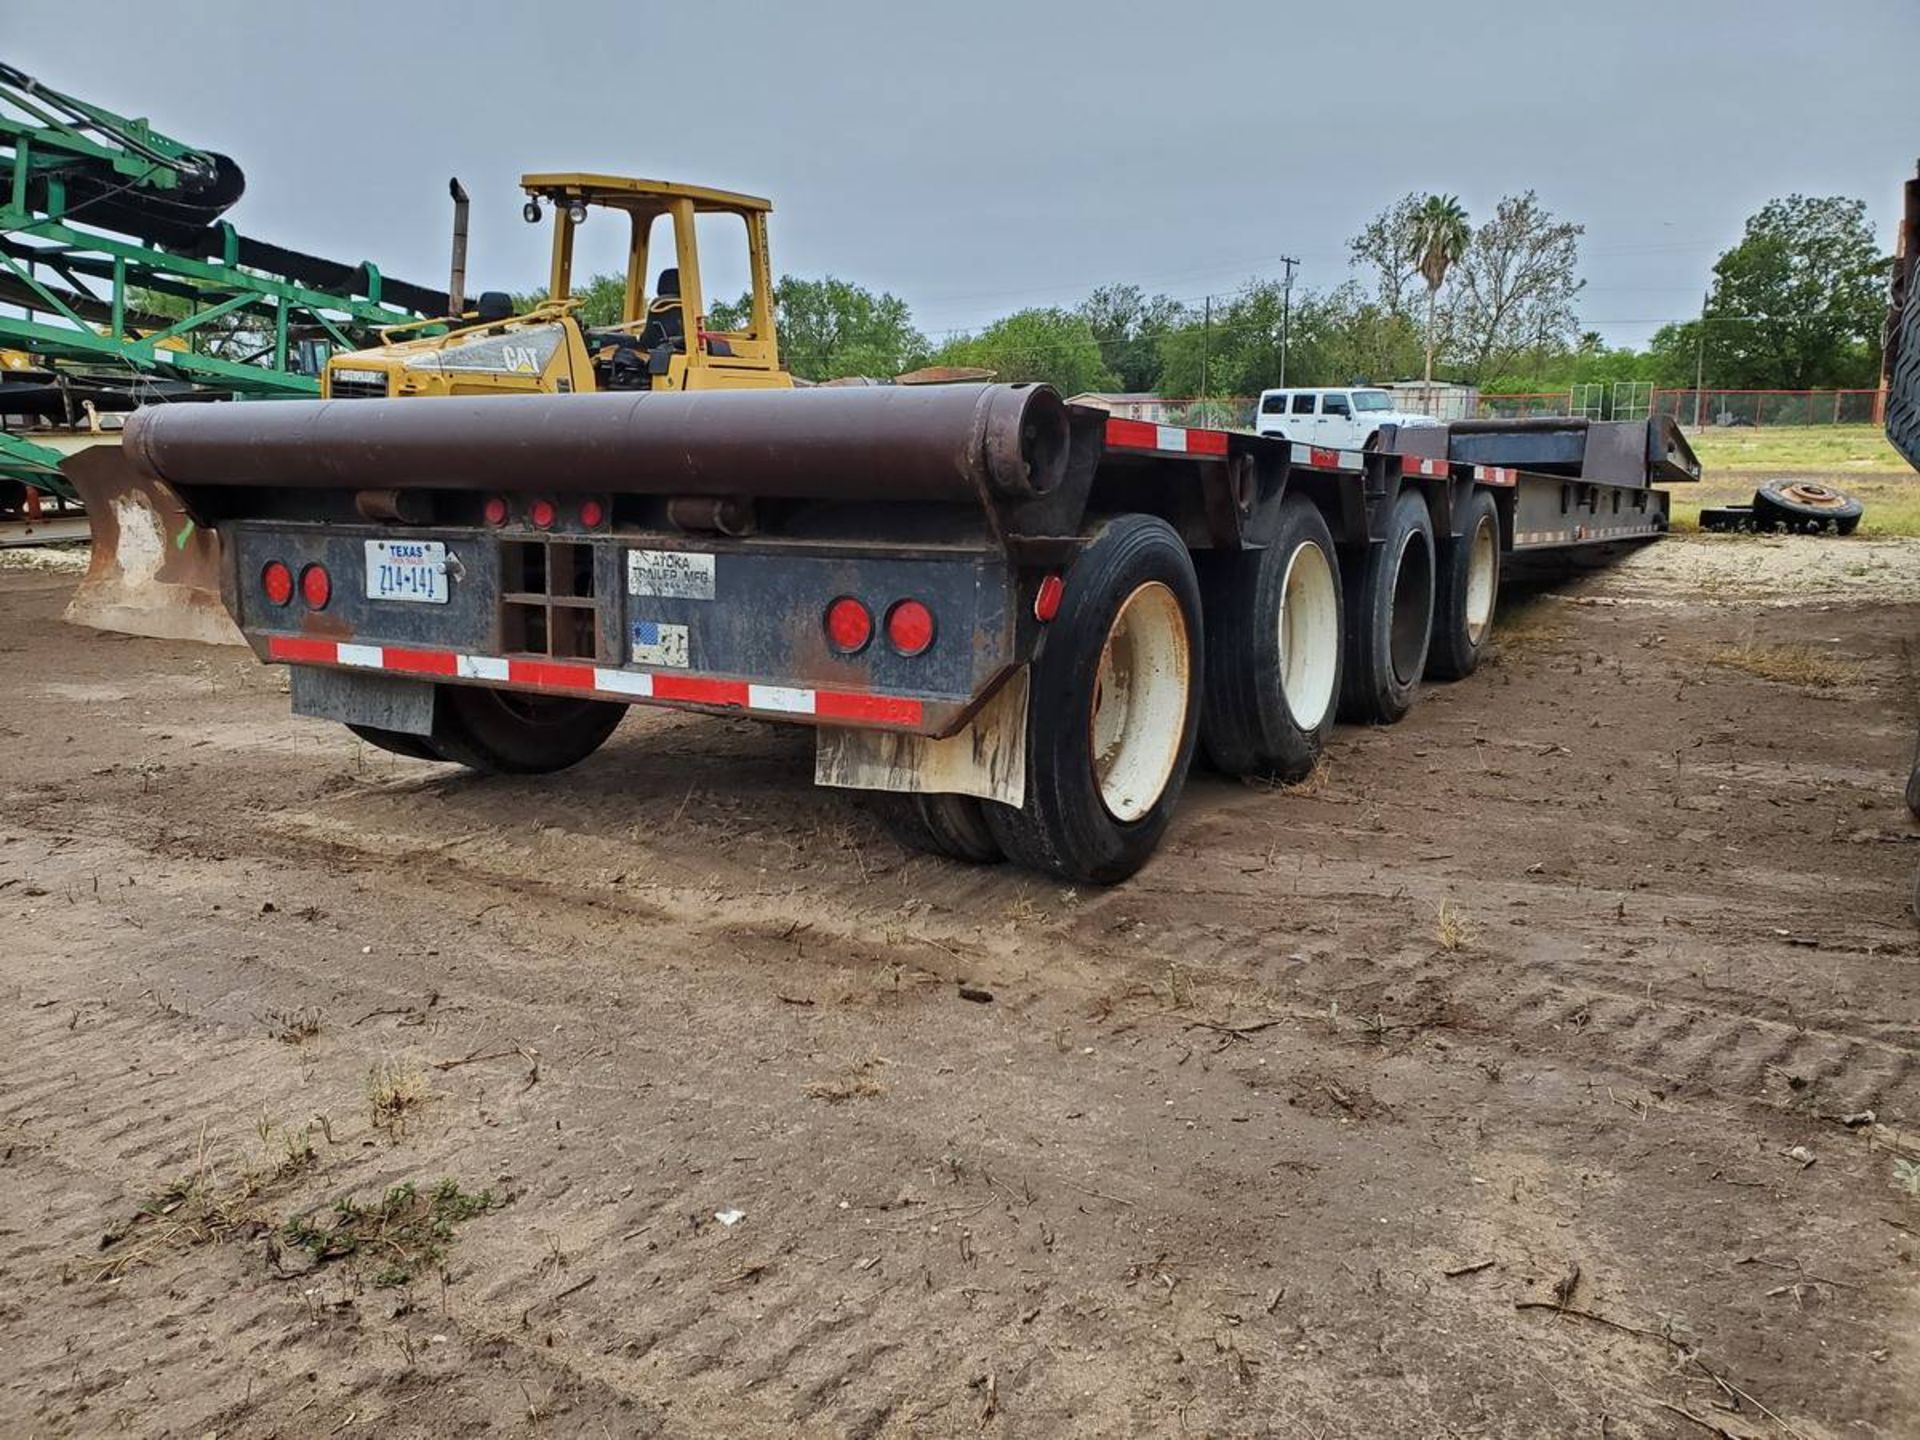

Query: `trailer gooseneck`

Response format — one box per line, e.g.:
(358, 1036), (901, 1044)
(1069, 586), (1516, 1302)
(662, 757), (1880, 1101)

(95, 383), (1699, 883)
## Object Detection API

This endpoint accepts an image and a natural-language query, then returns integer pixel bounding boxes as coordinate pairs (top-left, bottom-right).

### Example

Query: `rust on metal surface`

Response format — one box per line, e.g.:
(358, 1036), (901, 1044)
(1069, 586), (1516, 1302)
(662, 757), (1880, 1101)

(61, 446), (240, 645)
(123, 383), (1071, 504)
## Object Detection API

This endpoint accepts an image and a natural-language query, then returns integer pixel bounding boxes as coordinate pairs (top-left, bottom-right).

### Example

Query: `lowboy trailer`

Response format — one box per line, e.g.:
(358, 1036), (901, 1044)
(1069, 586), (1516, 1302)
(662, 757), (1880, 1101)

(85, 384), (1699, 883)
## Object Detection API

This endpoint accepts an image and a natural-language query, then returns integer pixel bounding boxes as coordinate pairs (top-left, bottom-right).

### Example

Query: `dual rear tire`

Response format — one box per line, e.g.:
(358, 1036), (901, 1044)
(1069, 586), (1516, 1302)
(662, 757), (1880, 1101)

(346, 689), (624, 774)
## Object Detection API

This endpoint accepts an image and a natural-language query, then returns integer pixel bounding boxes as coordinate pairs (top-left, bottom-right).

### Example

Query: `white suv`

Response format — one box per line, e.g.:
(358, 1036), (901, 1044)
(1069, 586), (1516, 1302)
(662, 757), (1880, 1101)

(1253, 387), (1439, 451)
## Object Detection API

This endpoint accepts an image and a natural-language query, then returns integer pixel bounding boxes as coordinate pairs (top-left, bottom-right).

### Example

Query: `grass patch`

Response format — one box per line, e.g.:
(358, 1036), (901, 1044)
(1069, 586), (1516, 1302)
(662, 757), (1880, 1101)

(95, 1122), (321, 1280)
(1687, 424), (1905, 472)
(1706, 641), (1862, 689)
(367, 1058), (430, 1141)
(282, 1178), (506, 1288)
(1665, 425), (1920, 537)
(1435, 900), (1474, 953)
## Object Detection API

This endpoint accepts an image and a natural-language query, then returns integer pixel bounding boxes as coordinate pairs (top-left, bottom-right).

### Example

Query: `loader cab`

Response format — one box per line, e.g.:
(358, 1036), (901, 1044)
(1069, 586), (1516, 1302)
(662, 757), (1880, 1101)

(522, 173), (792, 393)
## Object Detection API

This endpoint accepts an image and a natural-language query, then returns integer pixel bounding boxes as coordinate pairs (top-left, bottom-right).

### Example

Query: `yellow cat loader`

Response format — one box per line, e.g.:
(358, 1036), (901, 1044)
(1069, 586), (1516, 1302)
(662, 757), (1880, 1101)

(319, 174), (792, 400)
(63, 174), (794, 641)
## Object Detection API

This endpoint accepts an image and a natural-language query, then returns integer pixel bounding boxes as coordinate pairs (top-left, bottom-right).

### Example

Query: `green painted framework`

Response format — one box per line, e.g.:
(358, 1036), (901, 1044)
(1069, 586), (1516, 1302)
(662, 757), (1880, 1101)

(1, 67), (439, 496)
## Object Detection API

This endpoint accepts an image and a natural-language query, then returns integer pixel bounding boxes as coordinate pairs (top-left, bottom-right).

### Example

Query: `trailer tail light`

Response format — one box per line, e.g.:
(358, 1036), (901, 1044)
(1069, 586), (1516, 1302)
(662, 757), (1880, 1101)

(262, 560), (293, 606)
(825, 596), (872, 654)
(300, 563), (332, 610)
(885, 599), (934, 656)
(483, 496), (509, 527)
(529, 498), (556, 530)
(1034, 573), (1064, 622)
(579, 499), (605, 529)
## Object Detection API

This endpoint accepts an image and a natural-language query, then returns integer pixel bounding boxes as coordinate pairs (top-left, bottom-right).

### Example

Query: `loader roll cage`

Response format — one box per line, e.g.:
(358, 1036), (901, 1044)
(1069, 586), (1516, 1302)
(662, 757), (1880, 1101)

(521, 173), (781, 382)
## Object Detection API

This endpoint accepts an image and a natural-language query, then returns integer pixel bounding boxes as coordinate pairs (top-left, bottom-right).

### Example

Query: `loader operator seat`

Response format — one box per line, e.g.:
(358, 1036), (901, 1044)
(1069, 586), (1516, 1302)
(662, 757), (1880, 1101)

(588, 269), (686, 392)
(640, 268), (685, 357)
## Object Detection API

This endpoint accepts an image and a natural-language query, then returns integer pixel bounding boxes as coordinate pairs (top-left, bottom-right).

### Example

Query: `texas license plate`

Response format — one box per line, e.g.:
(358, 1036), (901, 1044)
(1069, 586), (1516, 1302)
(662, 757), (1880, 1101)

(364, 540), (449, 604)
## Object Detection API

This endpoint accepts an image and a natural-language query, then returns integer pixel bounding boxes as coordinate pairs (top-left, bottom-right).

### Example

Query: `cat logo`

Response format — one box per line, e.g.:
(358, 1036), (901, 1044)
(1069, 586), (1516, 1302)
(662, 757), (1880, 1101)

(502, 345), (540, 375)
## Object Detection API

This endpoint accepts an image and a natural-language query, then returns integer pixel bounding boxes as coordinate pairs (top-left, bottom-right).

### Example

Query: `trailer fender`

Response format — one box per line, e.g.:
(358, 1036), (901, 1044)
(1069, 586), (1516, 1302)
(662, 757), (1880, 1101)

(815, 666), (1029, 806)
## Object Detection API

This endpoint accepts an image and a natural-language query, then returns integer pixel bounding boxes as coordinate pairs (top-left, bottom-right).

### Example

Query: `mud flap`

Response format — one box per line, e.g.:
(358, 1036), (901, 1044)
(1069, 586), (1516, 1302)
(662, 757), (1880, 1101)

(290, 666), (438, 736)
(59, 446), (240, 646)
(814, 668), (1027, 806)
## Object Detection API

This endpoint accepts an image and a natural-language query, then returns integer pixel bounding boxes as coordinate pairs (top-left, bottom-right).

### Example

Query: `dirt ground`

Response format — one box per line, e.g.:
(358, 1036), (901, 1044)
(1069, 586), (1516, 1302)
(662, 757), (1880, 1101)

(3, 532), (1919, 1439)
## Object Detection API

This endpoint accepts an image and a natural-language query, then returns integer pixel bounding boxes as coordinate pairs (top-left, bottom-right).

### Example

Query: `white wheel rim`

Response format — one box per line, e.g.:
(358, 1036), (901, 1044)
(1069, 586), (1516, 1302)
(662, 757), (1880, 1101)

(1277, 540), (1339, 730)
(1089, 581), (1191, 823)
(1464, 514), (1497, 644)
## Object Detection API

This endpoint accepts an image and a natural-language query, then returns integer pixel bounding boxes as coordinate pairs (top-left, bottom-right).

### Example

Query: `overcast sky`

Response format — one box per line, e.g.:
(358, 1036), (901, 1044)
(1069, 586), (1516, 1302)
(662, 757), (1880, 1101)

(13, 1), (1917, 350)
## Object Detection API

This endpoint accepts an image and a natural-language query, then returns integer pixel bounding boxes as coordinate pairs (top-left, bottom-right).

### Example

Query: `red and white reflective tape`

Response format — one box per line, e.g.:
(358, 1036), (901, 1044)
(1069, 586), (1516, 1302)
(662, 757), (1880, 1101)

(1400, 456), (1449, 478)
(1103, 417), (1231, 457)
(1290, 442), (1365, 472)
(1471, 465), (1518, 487)
(266, 636), (925, 728)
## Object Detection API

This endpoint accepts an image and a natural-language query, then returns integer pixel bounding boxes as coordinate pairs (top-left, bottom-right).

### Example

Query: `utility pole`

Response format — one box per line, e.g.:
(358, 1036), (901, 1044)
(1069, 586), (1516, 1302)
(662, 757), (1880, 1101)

(1692, 290), (1708, 430)
(1278, 255), (1299, 386)
(1200, 295), (1211, 399)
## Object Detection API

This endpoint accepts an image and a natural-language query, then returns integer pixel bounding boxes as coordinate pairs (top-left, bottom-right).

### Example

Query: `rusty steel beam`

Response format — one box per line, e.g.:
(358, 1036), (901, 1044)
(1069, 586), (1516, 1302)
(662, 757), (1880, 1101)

(122, 383), (1071, 504)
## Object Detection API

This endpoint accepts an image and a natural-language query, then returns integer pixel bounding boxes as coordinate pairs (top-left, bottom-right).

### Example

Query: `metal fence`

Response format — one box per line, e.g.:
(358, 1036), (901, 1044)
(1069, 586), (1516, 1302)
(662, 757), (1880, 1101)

(1649, 389), (1883, 428)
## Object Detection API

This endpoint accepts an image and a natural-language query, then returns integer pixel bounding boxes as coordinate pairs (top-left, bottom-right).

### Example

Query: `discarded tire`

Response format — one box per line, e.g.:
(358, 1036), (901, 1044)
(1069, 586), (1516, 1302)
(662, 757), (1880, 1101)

(1751, 480), (1863, 535)
(1199, 495), (1343, 781)
(873, 792), (1003, 864)
(1427, 487), (1501, 681)
(987, 514), (1202, 884)
(1338, 488), (1435, 725)
(430, 686), (624, 774)
(1698, 505), (1759, 533)
(346, 724), (445, 762)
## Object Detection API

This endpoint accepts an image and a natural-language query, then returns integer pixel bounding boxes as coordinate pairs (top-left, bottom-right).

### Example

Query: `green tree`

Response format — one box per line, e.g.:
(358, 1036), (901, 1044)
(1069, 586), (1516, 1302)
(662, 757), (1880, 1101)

(1449, 191), (1584, 384)
(930, 308), (1118, 394)
(706, 274), (927, 381)
(1156, 280), (1355, 398)
(1687, 195), (1888, 389)
(1076, 283), (1189, 392)
(1408, 194), (1471, 385)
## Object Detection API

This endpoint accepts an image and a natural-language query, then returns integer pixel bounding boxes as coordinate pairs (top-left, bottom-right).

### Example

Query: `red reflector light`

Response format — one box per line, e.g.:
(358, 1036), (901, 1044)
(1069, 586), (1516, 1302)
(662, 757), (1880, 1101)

(825, 596), (872, 654)
(483, 496), (509, 526)
(885, 599), (935, 656)
(300, 563), (331, 610)
(580, 499), (605, 528)
(262, 560), (293, 606)
(1034, 573), (1065, 622)
(530, 498), (556, 529)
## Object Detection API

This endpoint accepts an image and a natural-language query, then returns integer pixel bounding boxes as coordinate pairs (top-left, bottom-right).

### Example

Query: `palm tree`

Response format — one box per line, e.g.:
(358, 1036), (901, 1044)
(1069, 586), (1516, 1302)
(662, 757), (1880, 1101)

(1407, 195), (1470, 386)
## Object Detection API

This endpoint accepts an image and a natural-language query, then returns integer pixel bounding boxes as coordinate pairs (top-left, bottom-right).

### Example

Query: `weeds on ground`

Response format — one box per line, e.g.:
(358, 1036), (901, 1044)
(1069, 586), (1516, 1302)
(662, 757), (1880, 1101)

(264, 1005), (323, 1044)
(95, 1120), (322, 1280)
(1435, 900), (1474, 953)
(282, 1178), (505, 1287)
(804, 1057), (887, 1103)
(1706, 641), (1861, 689)
(1892, 1159), (1920, 1201)
(367, 1058), (430, 1140)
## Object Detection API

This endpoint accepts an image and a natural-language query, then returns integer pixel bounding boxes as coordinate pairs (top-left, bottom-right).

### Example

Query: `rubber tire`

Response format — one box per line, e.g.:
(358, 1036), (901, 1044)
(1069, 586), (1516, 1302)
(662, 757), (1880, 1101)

(430, 686), (624, 775)
(1427, 488), (1501, 681)
(1751, 480), (1863, 534)
(346, 724), (445, 762)
(1338, 488), (1435, 725)
(872, 793), (1003, 864)
(985, 515), (1203, 885)
(1906, 758), (1920, 821)
(1199, 495), (1343, 781)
